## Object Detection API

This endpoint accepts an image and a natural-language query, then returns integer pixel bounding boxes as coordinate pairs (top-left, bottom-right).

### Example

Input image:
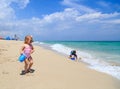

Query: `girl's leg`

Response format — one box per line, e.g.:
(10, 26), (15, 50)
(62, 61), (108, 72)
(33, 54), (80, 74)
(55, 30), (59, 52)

(28, 56), (33, 71)
(24, 59), (29, 72)
(20, 59), (29, 75)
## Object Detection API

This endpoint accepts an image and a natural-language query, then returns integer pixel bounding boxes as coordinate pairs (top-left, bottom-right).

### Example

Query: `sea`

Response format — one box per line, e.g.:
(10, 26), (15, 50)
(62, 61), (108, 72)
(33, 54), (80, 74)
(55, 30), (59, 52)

(33, 41), (120, 80)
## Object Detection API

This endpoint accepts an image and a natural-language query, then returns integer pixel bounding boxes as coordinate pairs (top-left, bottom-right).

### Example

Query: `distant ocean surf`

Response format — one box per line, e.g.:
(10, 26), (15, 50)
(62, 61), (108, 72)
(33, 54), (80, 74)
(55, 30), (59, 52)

(34, 41), (120, 80)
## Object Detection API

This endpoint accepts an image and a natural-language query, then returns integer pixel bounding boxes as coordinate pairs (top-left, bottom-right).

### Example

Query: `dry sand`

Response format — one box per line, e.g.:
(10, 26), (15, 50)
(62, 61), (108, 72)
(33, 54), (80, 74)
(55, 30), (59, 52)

(0, 40), (120, 89)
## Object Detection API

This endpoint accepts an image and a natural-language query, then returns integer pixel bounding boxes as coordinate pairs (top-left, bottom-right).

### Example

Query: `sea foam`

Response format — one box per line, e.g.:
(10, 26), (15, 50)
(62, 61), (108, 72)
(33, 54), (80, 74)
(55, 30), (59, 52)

(50, 43), (120, 80)
(34, 42), (120, 80)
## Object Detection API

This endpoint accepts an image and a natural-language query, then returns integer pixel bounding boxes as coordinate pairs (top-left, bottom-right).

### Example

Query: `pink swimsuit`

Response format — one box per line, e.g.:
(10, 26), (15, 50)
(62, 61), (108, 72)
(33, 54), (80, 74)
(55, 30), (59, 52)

(23, 44), (32, 59)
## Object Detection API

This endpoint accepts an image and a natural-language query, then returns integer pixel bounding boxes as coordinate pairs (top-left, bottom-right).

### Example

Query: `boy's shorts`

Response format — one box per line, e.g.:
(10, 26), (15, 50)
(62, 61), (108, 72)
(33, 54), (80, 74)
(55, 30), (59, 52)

(71, 58), (75, 60)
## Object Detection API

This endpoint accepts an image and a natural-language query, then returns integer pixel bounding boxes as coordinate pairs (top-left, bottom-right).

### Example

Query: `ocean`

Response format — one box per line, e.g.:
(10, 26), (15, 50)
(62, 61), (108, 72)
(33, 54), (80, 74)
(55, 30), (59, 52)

(33, 41), (120, 80)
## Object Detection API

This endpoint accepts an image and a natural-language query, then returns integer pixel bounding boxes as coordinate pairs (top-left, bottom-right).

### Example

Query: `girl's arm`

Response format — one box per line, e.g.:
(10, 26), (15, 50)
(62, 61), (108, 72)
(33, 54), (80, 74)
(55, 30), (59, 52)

(20, 45), (25, 55)
(31, 44), (34, 54)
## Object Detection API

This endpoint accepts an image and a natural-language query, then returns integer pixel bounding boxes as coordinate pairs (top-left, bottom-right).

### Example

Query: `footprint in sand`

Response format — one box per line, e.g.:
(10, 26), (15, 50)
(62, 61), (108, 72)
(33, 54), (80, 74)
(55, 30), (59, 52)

(2, 71), (9, 75)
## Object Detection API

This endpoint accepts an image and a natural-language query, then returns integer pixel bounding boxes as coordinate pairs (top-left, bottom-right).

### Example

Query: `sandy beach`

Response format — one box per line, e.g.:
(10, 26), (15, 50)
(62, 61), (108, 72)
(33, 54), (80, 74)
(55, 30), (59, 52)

(0, 40), (120, 89)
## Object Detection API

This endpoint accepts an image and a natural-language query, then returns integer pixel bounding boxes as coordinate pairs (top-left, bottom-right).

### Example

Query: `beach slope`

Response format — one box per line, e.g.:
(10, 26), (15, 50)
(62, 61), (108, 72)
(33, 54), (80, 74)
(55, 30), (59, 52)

(0, 40), (120, 89)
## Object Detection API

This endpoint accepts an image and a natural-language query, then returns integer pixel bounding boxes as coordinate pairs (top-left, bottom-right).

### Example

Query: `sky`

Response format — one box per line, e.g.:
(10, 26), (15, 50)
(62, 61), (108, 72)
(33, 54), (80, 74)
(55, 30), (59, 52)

(0, 0), (120, 41)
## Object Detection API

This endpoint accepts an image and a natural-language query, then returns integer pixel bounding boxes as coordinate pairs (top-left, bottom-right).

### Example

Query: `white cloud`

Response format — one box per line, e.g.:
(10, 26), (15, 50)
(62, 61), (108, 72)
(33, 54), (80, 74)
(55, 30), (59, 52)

(0, 0), (30, 20)
(13, 0), (30, 9)
(61, 0), (96, 13)
(0, 31), (14, 37)
(0, 6), (120, 38)
(0, 0), (120, 40)
(76, 12), (120, 22)
(97, 1), (110, 8)
(0, 0), (15, 20)
(104, 19), (120, 24)
(43, 8), (80, 23)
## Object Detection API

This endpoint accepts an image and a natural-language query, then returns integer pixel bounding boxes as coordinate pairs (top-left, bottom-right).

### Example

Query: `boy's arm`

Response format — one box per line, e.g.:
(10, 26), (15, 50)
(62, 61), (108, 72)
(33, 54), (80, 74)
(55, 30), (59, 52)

(75, 54), (78, 61)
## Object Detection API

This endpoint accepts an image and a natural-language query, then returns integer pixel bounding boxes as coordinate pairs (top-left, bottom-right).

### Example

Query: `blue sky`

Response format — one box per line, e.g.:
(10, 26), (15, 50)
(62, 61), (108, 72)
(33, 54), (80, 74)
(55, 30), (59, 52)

(0, 0), (120, 41)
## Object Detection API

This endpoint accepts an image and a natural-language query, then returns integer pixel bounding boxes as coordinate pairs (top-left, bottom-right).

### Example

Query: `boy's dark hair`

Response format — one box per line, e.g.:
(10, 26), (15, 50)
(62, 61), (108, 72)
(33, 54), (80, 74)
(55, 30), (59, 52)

(72, 50), (76, 55)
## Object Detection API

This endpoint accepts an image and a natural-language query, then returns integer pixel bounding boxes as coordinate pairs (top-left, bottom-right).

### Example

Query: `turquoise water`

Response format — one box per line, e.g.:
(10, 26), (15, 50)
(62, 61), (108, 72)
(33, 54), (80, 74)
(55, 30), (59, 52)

(44, 41), (120, 63)
(34, 41), (120, 80)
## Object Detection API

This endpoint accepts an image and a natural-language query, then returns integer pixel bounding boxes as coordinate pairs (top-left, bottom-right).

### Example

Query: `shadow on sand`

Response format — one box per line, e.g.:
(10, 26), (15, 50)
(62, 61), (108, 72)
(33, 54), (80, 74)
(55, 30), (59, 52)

(20, 69), (35, 75)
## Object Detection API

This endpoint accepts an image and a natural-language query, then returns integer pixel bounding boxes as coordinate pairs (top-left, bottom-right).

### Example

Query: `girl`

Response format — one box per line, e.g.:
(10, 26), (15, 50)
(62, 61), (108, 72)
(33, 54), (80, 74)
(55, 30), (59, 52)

(20, 35), (34, 75)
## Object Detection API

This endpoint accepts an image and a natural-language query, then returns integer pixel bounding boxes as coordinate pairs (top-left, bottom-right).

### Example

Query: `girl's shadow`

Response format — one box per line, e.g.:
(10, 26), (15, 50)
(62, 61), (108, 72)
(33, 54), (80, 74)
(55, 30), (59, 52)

(20, 69), (35, 75)
(29, 69), (35, 73)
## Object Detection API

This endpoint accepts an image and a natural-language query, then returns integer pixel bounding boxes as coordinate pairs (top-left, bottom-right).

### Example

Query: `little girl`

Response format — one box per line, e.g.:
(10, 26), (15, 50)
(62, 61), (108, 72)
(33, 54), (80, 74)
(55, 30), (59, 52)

(20, 35), (34, 75)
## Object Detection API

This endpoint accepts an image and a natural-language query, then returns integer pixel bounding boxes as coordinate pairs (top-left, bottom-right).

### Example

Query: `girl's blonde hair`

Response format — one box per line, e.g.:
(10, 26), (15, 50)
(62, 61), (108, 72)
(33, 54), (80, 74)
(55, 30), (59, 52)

(24, 35), (33, 44)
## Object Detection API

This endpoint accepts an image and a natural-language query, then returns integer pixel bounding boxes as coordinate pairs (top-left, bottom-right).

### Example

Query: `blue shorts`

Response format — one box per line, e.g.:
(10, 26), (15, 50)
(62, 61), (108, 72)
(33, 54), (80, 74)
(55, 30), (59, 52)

(71, 58), (75, 60)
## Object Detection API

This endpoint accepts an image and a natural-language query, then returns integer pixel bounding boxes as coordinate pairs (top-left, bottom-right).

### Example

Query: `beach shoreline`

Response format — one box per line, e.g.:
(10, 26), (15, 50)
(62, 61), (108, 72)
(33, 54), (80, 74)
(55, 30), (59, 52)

(0, 40), (120, 89)
(34, 41), (120, 80)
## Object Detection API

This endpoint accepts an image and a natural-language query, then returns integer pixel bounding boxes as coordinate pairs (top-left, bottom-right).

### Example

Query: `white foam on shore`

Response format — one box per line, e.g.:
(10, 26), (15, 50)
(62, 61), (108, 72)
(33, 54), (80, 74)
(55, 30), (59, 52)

(34, 42), (120, 80)
(33, 41), (45, 45)
(50, 43), (120, 80)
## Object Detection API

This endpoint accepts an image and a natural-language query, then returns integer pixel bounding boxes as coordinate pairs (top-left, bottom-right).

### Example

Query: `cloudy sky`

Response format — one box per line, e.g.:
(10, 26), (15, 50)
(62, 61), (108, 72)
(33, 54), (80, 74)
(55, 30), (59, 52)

(0, 0), (120, 41)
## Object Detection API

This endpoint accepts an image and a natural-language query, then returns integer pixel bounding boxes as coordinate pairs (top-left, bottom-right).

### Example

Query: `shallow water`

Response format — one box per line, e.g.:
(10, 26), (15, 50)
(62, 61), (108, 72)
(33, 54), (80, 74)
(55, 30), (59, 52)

(33, 41), (120, 80)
